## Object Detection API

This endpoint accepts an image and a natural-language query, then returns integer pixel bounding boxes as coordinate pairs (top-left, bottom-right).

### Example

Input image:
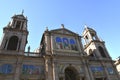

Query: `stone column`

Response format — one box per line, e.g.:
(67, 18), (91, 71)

(45, 58), (49, 80)
(54, 62), (59, 80)
(83, 60), (93, 80)
(45, 32), (50, 53)
(16, 39), (20, 51)
(20, 36), (27, 52)
(13, 21), (17, 28)
(102, 64), (111, 80)
(44, 56), (53, 80)
(52, 60), (55, 80)
(51, 35), (54, 52)
(3, 39), (7, 49)
(5, 38), (9, 50)
(0, 34), (6, 50)
(14, 57), (23, 80)
(76, 36), (82, 53)
(20, 22), (23, 30)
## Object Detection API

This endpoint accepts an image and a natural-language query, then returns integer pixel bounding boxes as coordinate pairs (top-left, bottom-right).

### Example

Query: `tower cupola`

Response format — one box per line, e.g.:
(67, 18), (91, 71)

(82, 26), (100, 45)
(82, 25), (111, 59)
(7, 13), (28, 31)
(0, 13), (29, 54)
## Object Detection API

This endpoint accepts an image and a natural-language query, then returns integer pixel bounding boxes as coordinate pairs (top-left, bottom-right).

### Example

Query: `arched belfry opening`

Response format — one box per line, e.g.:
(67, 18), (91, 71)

(16, 21), (21, 29)
(7, 36), (18, 50)
(65, 66), (78, 80)
(98, 46), (107, 58)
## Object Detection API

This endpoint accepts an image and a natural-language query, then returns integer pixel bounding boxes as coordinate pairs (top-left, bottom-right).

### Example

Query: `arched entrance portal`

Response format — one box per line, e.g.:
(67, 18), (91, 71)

(65, 66), (78, 80)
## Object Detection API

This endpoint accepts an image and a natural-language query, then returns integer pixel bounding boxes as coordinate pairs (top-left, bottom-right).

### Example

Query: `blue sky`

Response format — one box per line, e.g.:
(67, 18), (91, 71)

(0, 0), (120, 60)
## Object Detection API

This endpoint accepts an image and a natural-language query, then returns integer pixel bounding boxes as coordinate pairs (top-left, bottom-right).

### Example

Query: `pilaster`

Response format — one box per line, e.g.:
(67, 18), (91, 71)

(14, 56), (23, 80)
(83, 60), (93, 80)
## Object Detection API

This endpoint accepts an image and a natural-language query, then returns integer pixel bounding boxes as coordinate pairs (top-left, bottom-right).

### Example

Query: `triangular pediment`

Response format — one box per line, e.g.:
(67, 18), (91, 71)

(50, 28), (77, 35)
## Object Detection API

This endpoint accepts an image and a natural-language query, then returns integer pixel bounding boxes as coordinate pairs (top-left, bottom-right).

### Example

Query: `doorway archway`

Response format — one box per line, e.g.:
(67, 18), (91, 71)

(65, 66), (78, 80)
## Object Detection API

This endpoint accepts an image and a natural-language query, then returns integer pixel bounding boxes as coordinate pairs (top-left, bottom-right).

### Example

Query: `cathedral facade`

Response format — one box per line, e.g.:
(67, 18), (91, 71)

(0, 13), (119, 80)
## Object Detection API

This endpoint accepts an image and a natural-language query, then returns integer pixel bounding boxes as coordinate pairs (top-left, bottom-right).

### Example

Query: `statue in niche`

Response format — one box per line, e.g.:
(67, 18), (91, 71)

(55, 37), (63, 49)
(63, 38), (70, 50)
(70, 39), (77, 51)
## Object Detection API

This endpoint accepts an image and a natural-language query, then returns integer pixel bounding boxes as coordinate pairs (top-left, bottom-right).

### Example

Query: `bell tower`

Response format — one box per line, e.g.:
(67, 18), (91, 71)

(82, 26), (111, 59)
(0, 13), (28, 54)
